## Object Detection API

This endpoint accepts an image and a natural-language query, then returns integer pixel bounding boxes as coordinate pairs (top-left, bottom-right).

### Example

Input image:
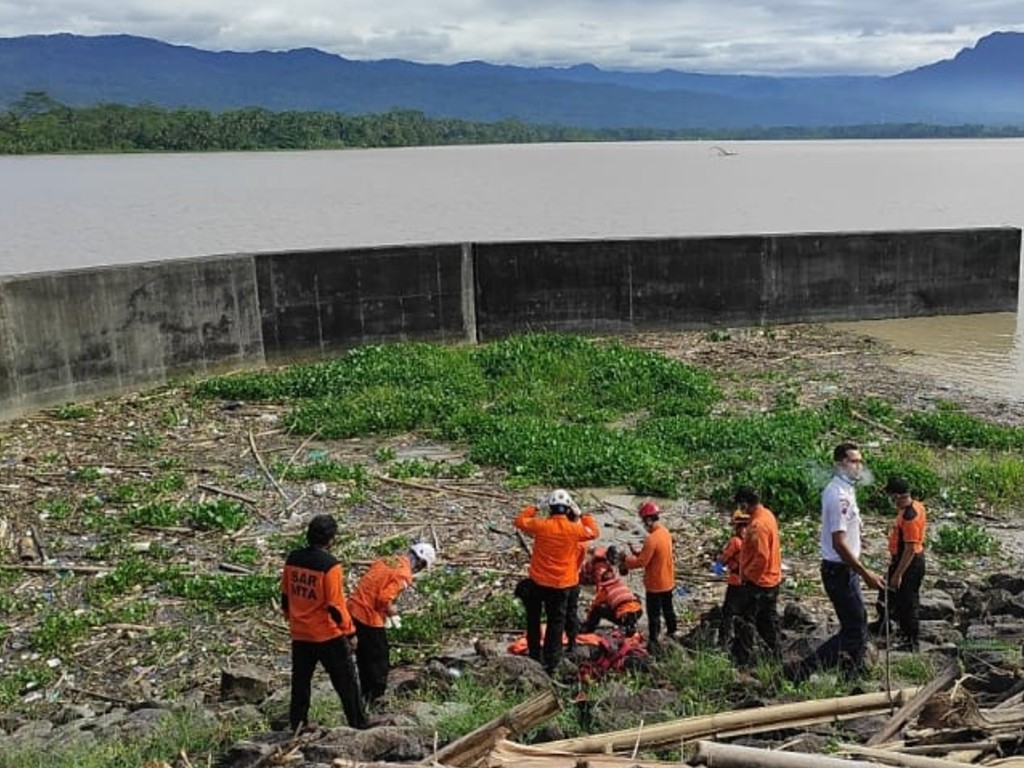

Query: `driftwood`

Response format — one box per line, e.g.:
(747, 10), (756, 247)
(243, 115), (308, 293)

(839, 743), (990, 768)
(423, 688), (561, 767)
(540, 688), (919, 754)
(695, 741), (875, 768)
(867, 660), (960, 746)
(488, 740), (686, 768)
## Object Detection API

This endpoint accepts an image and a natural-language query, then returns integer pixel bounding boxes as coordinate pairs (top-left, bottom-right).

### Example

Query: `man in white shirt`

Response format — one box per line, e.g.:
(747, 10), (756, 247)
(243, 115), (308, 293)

(788, 442), (885, 682)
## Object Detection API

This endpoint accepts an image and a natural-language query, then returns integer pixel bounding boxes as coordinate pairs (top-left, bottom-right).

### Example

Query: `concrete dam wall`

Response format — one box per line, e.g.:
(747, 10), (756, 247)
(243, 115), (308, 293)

(0, 227), (1019, 419)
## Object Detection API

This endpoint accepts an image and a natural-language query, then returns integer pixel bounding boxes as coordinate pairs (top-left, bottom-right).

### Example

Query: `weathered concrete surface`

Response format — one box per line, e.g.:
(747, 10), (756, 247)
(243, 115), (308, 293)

(0, 256), (263, 417)
(254, 244), (469, 357)
(473, 228), (1021, 338)
(0, 228), (1019, 419)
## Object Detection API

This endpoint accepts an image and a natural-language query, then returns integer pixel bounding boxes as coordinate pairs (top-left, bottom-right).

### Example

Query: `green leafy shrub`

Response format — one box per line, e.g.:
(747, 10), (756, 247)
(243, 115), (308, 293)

(932, 523), (998, 555)
(905, 407), (1024, 449)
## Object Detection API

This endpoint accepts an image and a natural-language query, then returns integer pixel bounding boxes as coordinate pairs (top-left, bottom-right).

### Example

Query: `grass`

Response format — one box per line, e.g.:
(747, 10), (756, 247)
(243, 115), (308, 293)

(0, 708), (265, 768)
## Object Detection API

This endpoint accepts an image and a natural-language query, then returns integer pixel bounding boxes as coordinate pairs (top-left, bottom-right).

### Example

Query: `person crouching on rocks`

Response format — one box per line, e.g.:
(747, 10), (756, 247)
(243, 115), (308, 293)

(514, 489), (600, 675)
(582, 554), (644, 636)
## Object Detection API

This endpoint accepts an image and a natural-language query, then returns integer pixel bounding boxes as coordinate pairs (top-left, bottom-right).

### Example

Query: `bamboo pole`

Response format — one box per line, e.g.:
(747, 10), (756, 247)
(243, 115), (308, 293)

(488, 740), (687, 768)
(423, 688), (561, 767)
(540, 688), (919, 754)
(840, 743), (989, 768)
(696, 741), (876, 768)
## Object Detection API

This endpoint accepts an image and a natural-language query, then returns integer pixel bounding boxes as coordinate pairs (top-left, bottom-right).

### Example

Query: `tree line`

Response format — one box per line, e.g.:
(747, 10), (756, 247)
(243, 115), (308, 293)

(1, 91), (1020, 154)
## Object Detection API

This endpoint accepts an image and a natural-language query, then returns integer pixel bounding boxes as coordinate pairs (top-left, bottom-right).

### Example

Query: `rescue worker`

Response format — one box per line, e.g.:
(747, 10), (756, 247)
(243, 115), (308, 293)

(735, 486), (782, 663)
(870, 476), (927, 651)
(623, 501), (677, 654)
(582, 563), (643, 636)
(788, 443), (885, 682)
(715, 508), (749, 650)
(348, 541), (436, 705)
(514, 489), (600, 674)
(281, 514), (367, 731)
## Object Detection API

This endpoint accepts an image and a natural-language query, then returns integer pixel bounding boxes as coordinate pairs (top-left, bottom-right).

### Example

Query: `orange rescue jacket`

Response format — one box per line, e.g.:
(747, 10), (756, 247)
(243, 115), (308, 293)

(719, 535), (744, 587)
(888, 499), (926, 557)
(514, 506), (600, 588)
(625, 523), (675, 592)
(590, 573), (642, 619)
(739, 504), (782, 588)
(281, 546), (354, 642)
(348, 555), (415, 628)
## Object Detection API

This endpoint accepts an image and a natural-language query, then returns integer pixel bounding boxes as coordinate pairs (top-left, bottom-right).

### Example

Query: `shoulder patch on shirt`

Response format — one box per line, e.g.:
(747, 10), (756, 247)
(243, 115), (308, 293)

(902, 507), (918, 521)
(839, 498), (850, 517)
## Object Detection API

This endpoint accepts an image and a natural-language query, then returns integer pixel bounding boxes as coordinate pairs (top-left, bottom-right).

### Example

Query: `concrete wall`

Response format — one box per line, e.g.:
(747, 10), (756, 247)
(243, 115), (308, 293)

(254, 244), (468, 357)
(473, 228), (1021, 338)
(0, 227), (1019, 419)
(0, 256), (263, 415)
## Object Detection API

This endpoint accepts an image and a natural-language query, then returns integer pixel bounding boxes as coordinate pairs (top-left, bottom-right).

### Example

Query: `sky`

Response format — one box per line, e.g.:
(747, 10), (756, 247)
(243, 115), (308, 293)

(2, 1), (1023, 76)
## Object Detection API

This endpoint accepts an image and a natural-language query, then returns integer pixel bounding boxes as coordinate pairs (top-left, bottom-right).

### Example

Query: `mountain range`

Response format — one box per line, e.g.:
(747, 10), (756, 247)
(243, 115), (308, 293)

(1, 31), (1022, 130)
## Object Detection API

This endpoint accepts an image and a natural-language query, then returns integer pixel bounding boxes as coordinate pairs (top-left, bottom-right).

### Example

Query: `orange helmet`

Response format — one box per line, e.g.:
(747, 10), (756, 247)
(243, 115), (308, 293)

(731, 509), (751, 526)
(638, 501), (660, 520)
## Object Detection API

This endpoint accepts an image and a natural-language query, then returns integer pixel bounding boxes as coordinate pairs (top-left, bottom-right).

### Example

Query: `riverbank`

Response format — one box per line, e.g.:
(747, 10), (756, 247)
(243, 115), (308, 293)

(2, 323), (1024, 765)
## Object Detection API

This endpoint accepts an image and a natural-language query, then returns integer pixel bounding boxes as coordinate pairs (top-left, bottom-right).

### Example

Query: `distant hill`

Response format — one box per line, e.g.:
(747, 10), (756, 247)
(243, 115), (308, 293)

(0, 31), (1022, 129)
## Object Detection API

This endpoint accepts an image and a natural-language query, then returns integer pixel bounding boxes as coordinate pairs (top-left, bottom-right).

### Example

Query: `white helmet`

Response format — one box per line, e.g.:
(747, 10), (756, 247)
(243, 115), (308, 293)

(409, 542), (437, 569)
(548, 489), (578, 512)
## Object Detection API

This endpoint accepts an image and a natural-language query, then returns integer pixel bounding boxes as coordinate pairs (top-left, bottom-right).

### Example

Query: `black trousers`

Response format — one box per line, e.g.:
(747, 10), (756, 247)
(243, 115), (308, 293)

(733, 583), (781, 664)
(565, 585), (581, 650)
(646, 589), (677, 645)
(582, 604), (642, 634)
(289, 636), (366, 730)
(875, 554), (926, 643)
(790, 561), (868, 682)
(718, 584), (745, 648)
(518, 578), (570, 672)
(354, 618), (390, 704)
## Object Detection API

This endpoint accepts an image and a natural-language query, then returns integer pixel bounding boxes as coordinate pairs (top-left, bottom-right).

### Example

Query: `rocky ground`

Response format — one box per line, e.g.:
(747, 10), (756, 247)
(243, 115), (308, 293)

(3, 323), (1024, 766)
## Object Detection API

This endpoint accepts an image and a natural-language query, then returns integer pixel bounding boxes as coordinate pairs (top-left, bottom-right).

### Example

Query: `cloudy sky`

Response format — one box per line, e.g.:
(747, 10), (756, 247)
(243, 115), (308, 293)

(2, 1), (1022, 75)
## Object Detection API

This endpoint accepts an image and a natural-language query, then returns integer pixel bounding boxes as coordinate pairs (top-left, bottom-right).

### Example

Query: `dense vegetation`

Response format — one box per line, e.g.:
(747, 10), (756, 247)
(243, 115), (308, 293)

(2, 91), (1021, 154)
(196, 332), (1024, 521)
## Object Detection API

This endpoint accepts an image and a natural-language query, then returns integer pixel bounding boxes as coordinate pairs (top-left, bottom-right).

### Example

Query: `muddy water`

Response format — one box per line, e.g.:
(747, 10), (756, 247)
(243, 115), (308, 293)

(831, 311), (1024, 401)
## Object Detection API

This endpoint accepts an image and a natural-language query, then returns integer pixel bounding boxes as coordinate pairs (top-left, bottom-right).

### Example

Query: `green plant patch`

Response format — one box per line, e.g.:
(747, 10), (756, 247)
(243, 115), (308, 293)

(187, 500), (249, 531)
(51, 402), (95, 420)
(904, 407), (1024, 449)
(932, 523), (999, 555)
(164, 571), (278, 607)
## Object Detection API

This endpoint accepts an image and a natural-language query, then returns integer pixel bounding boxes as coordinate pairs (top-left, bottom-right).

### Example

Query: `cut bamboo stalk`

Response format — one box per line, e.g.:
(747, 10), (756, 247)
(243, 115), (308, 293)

(423, 688), (560, 767)
(696, 741), (875, 768)
(540, 687), (919, 754)
(840, 743), (988, 768)
(488, 739), (688, 768)
(867, 660), (959, 746)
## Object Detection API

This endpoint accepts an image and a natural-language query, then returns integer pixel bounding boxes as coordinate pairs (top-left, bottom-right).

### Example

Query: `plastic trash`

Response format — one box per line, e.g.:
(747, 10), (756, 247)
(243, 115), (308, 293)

(711, 561), (727, 577)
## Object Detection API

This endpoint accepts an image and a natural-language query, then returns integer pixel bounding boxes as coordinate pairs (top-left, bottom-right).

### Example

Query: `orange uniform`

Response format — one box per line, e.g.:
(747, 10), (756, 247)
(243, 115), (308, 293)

(590, 574), (643, 620)
(514, 506), (599, 588)
(719, 535), (744, 587)
(281, 547), (354, 642)
(625, 523), (675, 592)
(347, 555), (415, 628)
(888, 500), (926, 556)
(739, 504), (782, 589)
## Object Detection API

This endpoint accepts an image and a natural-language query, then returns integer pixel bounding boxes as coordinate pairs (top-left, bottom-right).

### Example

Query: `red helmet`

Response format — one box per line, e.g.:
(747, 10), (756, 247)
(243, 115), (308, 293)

(593, 547), (608, 561)
(638, 501), (660, 520)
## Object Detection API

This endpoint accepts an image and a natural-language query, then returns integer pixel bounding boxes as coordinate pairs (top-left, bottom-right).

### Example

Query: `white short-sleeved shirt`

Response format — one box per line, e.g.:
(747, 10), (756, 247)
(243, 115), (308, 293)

(820, 474), (860, 562)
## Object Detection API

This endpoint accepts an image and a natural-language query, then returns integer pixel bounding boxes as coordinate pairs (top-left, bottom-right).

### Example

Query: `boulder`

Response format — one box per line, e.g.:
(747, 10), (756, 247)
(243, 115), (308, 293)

(220, 663), (272, 703)
(918, 589), (956, 622)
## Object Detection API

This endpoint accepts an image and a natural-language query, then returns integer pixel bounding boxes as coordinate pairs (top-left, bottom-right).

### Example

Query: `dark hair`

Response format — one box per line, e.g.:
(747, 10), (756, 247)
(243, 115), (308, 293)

(884, 476), (910, 495)
(833, 442), (859, 463)
(307, 514), (338, 547)
(733, 486), (760, 506)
